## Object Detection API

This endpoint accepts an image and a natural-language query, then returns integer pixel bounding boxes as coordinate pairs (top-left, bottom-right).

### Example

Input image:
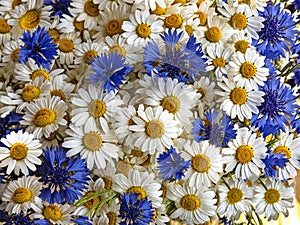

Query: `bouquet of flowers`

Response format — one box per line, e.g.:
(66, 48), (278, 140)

(0, 0), (300, 224)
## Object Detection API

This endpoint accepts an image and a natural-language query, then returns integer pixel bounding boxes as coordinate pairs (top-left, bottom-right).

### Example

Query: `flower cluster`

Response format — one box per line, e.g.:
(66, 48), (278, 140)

(0, 0), (300, 225)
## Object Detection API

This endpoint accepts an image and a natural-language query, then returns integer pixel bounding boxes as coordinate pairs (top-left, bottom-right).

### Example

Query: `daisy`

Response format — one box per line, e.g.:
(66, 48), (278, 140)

(193, 76), (216, 107)
(0, 16), (12, 45)
(98, 198), (121, 224)
(57, 14), (86, 34)
(0, 130), (42, 176)
(191, 1), (216, 27)
(57, 32), (82, 65)
(0, 0), (27, 14)
(1, 40), (21, 65)
(166, 183), (217, 224)
(229, 30), (253, 53)
(50, 75), (75, 102)
(228, 48), (269, 90)
(150, 204), (170, 225)
(93, 160), (117, 190)
(222, 127), (268, 180)
(0, 87), (23, 117)
(20, 95), (68, 138)
(230, 0), (266, 16)
(163, 4), (194, 30)
(1, 176), (41, 214)
(181, 140), (223, 188)
(216, 77), (265, 122)
(112, 168), (163, 208)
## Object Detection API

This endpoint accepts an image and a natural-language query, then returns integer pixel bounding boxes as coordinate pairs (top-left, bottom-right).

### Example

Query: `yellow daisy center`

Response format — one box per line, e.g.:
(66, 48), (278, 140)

(0, 19), (11, 34)
(151, 4), (166, 16)
(12, 0), (22, 9)
(127, 186), (147, 200)
(161, 96), (180, 114)
(48, 29), (60, 43)
(230, 88), (247, 105)
(43, 204), (62, 221)
(103, 176), (112, 190)
(212, 58), (226, 67)
(136, 24), (152, 38)
(131, 149), (144, 157)
(84, 1), (99, 17)
(191, 154), (211, 173)
(180, 194), (201, 211)
(83, 50), (98, 64)
(109, 45), (126, 56)
(11, 48), (20, 61)
(33, 108), (56, 127)
(31, 70), (50, 80)
(10, 142), (28, 160)
(205, 27), (222, 43)
(74, 19), (85, 32)
(173, 0), (187, 3)
(12, 187), (32, 203)
(88, 100), (106, 118)
(240, 62), (256, 79)
(83, 191), (101, 210)
(197, 0), (204, 6)
(145, 120), (164, 138)
(240, 0), (251, 4)
(107, 212), (117, 225)
(195, 11), (207, 26)
(22, 86), (40, 102)
(264, 189), (280, 204)
(185, 25), (194, 36)
(234, 40), (249, 53)
(230, 13), (247, 30)
(83, 131), (103, 151)
(58, 38), (74, 53)
(165, 14), (182, 29)
(19, 9), (40, 30)
(50, 90), (66, 101)
(273, 146), (291, 159)
(106, 20), (123, 36)
(227, 188), (243, 204)
(235, 145), (254, 164)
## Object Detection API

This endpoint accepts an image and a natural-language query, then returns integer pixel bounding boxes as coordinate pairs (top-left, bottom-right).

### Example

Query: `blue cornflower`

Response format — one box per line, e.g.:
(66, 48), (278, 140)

(71, 216), (92, 225)
(251, 77), (298, 137)
(292, 0), (300, 10)
(36, 147), (90, 204)
(18, 26), (58, 70)
(144, 29), (207, 83)
(219, 216), (232, 225)
(0, 111), (23, 140)
(253, 3), (299, 60)
(262, 152), (288, 178)
(3, 213), (34, 225)
(89, 52), (133, 93)
(44, 0), (72, 17)
(157, 146), (191, 181)
(119, 193), (154, 225)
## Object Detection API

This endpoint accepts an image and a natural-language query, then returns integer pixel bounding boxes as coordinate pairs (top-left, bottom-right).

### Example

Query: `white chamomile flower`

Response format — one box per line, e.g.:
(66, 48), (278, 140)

(0, 0), (27, 15)
(57, 32), (82, 65)
(166, 183), (217, 224)
(182, 140), (223, 188)
(57, 14), (86, 34)
(0, 16), (12, 45)
(228, 48), (269, 90)
(229, 30), (253, 53)
(112, 168), (163, 208)
(0, 130), (42, 176)
(163, 4), (194, 30)
(150, 204), (170, 225)
(217, 178), (253, 220)
(1, 176), (41, 214)
(193, 76), (216, 108)
(228, 0), (267, 16)
(223, 127), (267, 180)
(98, 198), (121, 224)
(191, 1), (216, 27)
(216, 77), (264, 121)
(50, 75), (75, 102)
(254, 178), (294, 220)
(1, 39), (21, 65)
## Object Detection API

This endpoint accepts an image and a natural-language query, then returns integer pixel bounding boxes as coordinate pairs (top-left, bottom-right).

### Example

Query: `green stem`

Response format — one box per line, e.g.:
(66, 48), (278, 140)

(221, 177), (231, 189)
(75, 189), (114, 206)
(258, 178), (268, 190)
(88, 192), (119, 218)
(281, 63), (300, 77)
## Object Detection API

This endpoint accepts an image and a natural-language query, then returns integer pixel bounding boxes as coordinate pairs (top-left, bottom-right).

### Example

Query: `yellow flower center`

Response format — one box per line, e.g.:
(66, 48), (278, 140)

(173, 0), (187, 3)
(0, 19), (11, 34)
(83, 131), (103, 151)
(12, 187), (32, 203)
(106, 20), (123, 36)
(12, 0), (22, 9)
(145, 120), (164, 138)
(240, 62), (256, 79)
(58, 38), (74, 53)
(107, 212), (117, 225)
(43, 204), (62, 221)
(103, 176), (112, 190)
(264, 189), (280, 204)
(195, 11), (207, 26)
(161, 96), (180, 114)
(230, 88), (247, 105)
(19, 9), (40, 30)
(10, 142), (28, 160)
(191, 154), (211, 173)
(151, 4), (166, 16)
(116, 160), (131, 176)
(212, 58), (226, 67)
(108, 45), (126, 56)
(230, 13), (247, 30)
(131, 149), (144, 157)
(83, 191), (101, 210)
(83, 50), (98, 64)
(185, 25), (194, 36)
(33, 108), (56, 127)
(127, 186), (147, 200)
(22, 86), (40, 102)
(48, 29), (60, 43)
(50, 90), (66, 101)
(273, 146), (291, 159)
(136, 24), (152, 38)
(84, 1), (99, 17)
(205, 27), (222, 43)
(11, 48), (20, 61)
(180, 194), (201, 211)
(74, 19), (85, 32)
(240, 0), (251, 4)
(227, 188), (243, 204)
(196, 0), (204, 6)
(235, 145), (254, 164)
(234, 40), (249, 53)
(88, 100), (106, 118)
(31, 70), (50, 80)
(165, 14), (182, 29)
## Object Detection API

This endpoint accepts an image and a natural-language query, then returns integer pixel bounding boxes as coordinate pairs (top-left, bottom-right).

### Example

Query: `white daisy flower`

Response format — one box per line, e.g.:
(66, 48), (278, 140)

(112, 168), (163, 208)
(0, 86), (23, 117)
(57, 14), (86, 34)
(254, 178), (294, 220)
(149, 0), (181, 19)
(93, 160), (117, 190)
(191, 1), (216, 27)
(98, 198), (121, 224)
(166, 183), (217, 224)
(223, 127), (267, 180)
(50, 75), (75, 102)
(181, 140), (223, 188)
(228, 0), (267, 16)
(216, 77), (264, 121)
(0, 16), (12, 45)
(0, 130), (42, 176)
(150, 204), (170, 225)
(217, 178), (253, 220)
(1, 40), (21, 66)
(193, 76), (216, 108)
(229, 30), (253, 53)
(163, 4), (194, 30)
(0, 0), (27, 14)
(1, 176), (41, 214)
(21, 95), (68, 138)
(228, 48), (269, 90)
